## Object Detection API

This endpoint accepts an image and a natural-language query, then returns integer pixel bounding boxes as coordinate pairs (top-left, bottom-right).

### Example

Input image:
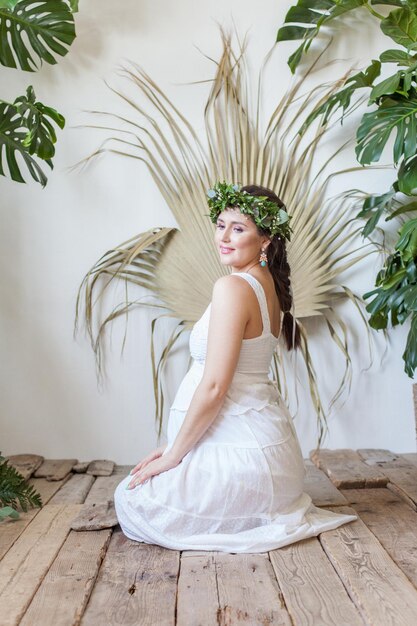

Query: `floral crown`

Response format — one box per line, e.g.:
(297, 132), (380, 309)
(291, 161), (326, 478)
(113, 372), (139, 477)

(206, 181), (293, 241)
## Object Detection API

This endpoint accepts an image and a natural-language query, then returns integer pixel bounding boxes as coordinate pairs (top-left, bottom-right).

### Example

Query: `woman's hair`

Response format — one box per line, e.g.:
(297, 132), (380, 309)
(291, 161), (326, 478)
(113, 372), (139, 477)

(240, 184), (301, 351)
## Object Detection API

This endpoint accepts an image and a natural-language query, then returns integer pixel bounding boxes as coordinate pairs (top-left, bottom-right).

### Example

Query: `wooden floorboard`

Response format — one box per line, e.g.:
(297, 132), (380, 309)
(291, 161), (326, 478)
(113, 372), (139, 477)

(1, 449), (417, 625)
(81, 529), (179, 626)
(0, 475), (72, 561)
(319, 505), (417, 626)
(270, 536), (364, 626)
(341, 488), (417, 590)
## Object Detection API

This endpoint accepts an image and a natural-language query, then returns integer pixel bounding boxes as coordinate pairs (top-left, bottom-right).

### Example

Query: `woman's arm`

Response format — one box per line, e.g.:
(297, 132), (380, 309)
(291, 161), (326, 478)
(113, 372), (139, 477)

(127, 275), (251, 488)
(167, 275), (250, 463)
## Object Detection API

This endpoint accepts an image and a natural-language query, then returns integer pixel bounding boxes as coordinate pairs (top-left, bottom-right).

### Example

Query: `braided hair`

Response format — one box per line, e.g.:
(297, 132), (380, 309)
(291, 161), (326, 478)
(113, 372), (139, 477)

(240, 184), (301, 351)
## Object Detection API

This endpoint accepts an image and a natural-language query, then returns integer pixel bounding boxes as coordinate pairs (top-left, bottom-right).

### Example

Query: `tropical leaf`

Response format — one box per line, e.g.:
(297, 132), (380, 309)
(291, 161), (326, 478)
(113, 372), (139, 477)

(0, 1), (19, 9)
(0, 86), (64, 185)
(75, 30), (381, 446)
(355, 94), (417, 165)
(379, 49), (417, 66)
(0, 99), (49, 184)
(14, 85), (65, 158)
(403, 310), (417, 375)
(297, 60), (381, 135)
(277, 0), (369, 74)
(387, 198), (417, 219)
(0, 0), (76, 71)
(380, 6), (417, 49)
(397, 153), (417, 194)
(355, 188), (397, 237)
(0, 505), (19, 519)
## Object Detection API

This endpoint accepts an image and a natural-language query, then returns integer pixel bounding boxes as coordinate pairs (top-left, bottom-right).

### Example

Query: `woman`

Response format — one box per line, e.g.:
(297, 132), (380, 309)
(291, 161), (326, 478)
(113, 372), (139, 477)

(114, 182), (356, 552)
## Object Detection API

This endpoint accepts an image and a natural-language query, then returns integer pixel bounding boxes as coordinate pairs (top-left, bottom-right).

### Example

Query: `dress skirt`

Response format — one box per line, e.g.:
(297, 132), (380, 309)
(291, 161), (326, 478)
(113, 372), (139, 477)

(114, 375), (357, 553)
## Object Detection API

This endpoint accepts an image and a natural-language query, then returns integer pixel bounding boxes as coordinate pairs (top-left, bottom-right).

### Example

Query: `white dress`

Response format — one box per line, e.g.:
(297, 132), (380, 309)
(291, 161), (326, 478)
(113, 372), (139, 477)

(114, 272), (357, 552)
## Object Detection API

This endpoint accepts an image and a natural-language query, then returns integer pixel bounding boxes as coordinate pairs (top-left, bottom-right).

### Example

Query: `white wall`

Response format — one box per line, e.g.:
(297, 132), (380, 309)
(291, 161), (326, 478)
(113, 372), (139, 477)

(1, 0), (415, 463)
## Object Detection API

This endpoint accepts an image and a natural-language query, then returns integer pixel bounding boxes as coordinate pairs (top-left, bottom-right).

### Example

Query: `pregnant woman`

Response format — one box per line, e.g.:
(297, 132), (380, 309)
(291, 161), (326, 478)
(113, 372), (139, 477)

(114, 181), (356, 552)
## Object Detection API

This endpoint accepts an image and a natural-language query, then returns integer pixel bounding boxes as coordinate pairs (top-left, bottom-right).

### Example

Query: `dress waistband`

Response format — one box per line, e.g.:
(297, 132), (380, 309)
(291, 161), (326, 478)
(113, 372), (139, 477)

(191, 359), (273, 385)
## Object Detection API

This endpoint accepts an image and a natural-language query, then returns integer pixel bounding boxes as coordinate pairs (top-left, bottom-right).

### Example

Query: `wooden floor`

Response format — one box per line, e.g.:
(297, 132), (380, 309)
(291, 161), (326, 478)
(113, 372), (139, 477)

(1, 449), (417, 626)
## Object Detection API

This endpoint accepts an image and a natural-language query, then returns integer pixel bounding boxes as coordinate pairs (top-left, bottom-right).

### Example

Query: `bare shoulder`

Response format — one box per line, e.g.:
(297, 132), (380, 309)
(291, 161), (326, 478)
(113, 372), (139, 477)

(212, 274), (250, 302)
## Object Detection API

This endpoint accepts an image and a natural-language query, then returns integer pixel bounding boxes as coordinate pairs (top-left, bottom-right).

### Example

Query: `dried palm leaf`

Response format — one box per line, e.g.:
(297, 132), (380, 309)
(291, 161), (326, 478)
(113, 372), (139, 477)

(74, 28), (388, 446)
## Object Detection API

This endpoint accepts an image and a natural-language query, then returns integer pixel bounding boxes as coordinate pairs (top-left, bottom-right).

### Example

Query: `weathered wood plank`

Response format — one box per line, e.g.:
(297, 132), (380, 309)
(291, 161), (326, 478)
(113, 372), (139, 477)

(176, 553), (221, 626)
(71, 501), (118, 531)
(34, 459), (78, 481)
(270, 537), (363, 626)
(319, 505), (417, 625)
(0, 504), (82, 626)
(303, 460), (348, 506)
(386, 467), (417, 511)
(80, 528), (179, 625)
(357, 449), (410, 468)
(72, 472), (122, 532)
(84, 473), (125, 505)
(342, 488), (417, 589)
(310, 449), (388, 489)
(49, 474), (95, 505)
(5, 454), (44, 480)
(20, 529), (112, 626)
(86, 460), (115, 476)
(214, 552), (292, 626)
(357, 449), (417, 510)
(0, 475), (71, 561)
(73, 462), (90, 473)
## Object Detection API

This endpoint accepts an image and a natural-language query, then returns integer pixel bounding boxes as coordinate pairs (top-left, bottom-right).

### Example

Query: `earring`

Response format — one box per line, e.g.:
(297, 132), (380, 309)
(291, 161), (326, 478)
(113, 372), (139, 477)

(259, 248), (267, 267)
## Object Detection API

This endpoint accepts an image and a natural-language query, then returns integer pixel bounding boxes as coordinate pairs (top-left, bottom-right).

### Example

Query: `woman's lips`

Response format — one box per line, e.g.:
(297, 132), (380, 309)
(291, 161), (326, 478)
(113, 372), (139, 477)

(220, 246), (234, 254)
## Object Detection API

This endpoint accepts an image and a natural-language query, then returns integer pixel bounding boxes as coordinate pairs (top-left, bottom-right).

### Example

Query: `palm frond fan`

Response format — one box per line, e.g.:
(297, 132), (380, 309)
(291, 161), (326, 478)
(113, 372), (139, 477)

(74, 28), (388, 447)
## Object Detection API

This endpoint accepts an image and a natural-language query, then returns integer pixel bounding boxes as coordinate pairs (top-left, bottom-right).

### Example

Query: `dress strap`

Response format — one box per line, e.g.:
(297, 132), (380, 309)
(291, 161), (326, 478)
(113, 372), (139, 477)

(233, 273), (271, 335)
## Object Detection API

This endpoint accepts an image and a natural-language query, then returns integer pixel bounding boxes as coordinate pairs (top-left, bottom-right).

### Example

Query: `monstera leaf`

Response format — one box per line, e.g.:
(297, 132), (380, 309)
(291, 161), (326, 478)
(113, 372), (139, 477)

(277, 1), (368, 74)
(277, 1), (417, 74)
(0, 86), (65, 185)
(0, 0), (76, 71)
(355, 94), (417, 165)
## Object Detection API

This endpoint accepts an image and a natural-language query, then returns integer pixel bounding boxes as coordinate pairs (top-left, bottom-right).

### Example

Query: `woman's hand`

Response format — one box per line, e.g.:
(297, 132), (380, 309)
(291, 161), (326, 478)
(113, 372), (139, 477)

(129, 445), (168, 476)
(126, 448), (181, 489)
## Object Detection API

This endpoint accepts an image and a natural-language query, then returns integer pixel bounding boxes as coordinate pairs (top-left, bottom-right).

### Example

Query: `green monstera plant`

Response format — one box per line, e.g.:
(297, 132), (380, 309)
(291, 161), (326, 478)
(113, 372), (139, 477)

(0, 0), (78, 186)
(0, 0), (78, 520)
(277, 0), (417, 377)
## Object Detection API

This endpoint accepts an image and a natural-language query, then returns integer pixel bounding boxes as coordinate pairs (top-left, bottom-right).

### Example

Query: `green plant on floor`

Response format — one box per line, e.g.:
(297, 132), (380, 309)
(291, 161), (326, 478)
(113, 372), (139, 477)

(0, 453), (42, 520)
(74, 30), (385, 447)
(0, 0), (78, 186)
(0, 0), (79, 520)
(277, 0), (417, 377)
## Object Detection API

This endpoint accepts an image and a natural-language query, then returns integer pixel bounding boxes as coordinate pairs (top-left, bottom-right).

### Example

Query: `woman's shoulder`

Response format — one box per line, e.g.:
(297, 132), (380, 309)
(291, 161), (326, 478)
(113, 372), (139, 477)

(213, 273), (251, 294)
(211, 274), (252, 306)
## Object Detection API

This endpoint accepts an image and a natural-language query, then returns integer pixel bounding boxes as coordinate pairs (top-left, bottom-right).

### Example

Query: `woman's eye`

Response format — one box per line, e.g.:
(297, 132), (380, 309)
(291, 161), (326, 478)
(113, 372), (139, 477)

(216, 224), (242, 233)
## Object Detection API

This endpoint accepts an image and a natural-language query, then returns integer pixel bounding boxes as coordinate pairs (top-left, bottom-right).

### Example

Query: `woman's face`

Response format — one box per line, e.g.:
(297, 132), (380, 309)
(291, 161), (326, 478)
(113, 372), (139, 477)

(214, 208), (269, 270)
